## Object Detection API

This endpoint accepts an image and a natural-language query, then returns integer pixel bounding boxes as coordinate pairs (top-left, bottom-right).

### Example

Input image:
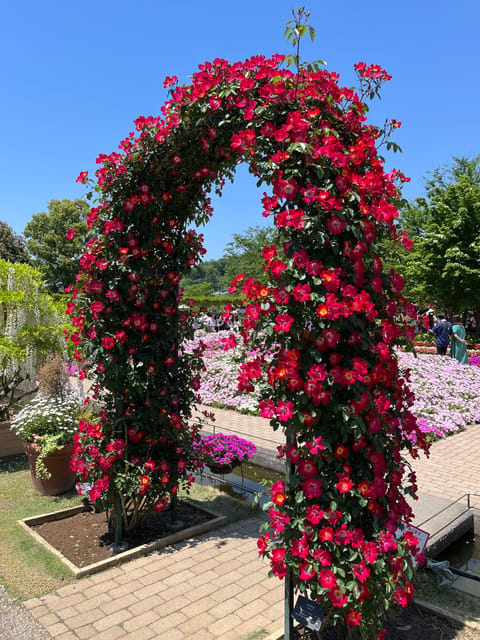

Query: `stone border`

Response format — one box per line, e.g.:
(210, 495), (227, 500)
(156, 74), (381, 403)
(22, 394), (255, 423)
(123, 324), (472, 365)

(19, 502), (228, 579)
(414, 598), (480, 631)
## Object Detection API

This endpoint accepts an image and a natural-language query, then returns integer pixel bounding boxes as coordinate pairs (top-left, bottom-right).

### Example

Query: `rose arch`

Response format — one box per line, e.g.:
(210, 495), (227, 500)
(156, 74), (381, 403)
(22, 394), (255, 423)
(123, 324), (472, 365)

(68, 53), (428, 637)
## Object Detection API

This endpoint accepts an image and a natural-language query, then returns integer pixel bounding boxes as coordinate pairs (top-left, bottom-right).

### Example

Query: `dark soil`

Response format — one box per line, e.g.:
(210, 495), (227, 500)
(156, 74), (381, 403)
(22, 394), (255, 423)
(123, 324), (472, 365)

(30, 501), (215, 568)
(282, 605), (479, 640)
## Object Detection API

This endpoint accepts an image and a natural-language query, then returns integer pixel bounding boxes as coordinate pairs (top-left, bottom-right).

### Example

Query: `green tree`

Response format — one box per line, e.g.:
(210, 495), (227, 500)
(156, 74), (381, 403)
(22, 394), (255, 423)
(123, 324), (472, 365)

(0, 260), (65, 419)
(181, 256), (228, 293)
(24, 199), (90, 292)
(0, 221), (30, 264)
(389, 156), (480, 314)
(222, 225), (276, 287)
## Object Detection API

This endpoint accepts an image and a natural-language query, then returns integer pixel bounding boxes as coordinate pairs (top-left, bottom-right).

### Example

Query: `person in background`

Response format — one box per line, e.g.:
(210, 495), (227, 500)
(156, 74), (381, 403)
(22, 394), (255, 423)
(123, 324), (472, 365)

(425, 308), (435, 329)
(206, 312), (217, 333)
(450, 314), (470, 365)
(465, 311), (478, 336)
(431, 313), (452, 355)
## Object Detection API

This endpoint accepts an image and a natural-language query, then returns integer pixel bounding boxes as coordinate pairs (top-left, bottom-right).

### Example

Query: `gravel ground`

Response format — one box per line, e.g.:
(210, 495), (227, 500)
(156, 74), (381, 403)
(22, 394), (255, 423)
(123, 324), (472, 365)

(0, 585), (52, 640)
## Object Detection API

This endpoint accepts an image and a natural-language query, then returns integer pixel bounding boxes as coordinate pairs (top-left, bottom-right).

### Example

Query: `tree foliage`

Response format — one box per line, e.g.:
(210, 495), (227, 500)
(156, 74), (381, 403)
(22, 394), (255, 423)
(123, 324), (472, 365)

(388, 156), (480, 313)
(0, 221), (30, 264)
(0, 259), (66, 419)
(181, 227), (275, 302)
(223, 225), (277, 286)
(23, 199), (90, 293)
(181, 256), (228, 296)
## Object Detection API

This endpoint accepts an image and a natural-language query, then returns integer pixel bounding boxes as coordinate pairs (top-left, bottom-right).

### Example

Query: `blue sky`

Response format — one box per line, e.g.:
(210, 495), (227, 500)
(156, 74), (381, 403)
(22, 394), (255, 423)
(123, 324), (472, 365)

(2, 0), (479, 259)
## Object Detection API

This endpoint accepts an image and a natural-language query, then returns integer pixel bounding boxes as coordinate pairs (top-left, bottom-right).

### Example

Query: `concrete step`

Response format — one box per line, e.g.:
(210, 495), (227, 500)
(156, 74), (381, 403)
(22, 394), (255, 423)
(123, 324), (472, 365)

(410, 492), (475, 557)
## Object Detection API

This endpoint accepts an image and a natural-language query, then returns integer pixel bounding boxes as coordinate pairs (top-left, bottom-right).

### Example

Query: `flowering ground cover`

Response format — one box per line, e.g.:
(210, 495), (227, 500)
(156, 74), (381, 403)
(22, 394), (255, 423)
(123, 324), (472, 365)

(186, 330), (258, 412)
(190, 330), (480, 444)
(397, 351), (480, 443)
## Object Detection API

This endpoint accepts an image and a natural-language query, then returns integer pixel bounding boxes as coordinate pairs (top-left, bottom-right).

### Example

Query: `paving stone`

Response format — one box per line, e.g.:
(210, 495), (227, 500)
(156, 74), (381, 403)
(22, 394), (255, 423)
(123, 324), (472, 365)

(74, 592), (113, 613)
(126, 594), (164, 616)
(54, 632), (78, 640)
(75, 623), (98, 639)
(122, 608), (160, 632)
(90, 626), (127, 639)
(149, 611), (188, 634)
(37, 612), (61, 627)
(162, 568), (196, 586)
(43, 621), (70, 637)
(121, 629), (157, 640)
(101, 593), (139, 615)
(208, 612), (243, 638)
(208, 597), (243, 618)
(92, 608), (132, 632)
(181, 595), (218, 618)
(59, 608), (105, 629)
(177, 611), (215, 636)
(235, 582), (269, 605)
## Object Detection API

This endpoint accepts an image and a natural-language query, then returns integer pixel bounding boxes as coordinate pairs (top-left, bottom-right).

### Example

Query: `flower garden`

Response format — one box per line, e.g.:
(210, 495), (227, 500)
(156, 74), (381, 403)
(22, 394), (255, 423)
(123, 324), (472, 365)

(413, 336), (480, 358)
(191, 329), (480, 444)
(60, 14), (477, 635)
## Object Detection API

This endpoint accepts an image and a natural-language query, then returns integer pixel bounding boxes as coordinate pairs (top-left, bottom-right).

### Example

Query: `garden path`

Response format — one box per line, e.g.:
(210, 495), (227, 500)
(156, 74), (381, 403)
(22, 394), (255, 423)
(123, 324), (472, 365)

(18, 411), (480, 640)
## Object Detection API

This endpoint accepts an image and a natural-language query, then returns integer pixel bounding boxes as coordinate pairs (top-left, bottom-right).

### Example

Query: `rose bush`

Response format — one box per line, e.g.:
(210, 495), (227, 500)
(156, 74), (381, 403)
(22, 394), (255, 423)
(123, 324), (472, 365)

(68, 26), (428, 638)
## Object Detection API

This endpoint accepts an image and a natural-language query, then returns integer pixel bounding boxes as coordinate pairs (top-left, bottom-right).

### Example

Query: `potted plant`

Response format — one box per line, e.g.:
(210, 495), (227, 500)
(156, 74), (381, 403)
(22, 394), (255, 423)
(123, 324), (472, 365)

(10, 354), (89, 495)
(194, 433), (256, 474)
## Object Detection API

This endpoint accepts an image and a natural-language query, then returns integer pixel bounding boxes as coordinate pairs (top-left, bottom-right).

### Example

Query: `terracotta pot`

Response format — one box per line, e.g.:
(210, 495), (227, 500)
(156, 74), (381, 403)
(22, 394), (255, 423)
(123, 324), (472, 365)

(24, 443), (76, 495)
(0, 421), (24, 457)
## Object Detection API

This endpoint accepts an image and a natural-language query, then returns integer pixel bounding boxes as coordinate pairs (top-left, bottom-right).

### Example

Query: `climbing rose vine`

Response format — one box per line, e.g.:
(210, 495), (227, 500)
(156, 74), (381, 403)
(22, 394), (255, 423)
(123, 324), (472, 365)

(68, 51), (428, 638)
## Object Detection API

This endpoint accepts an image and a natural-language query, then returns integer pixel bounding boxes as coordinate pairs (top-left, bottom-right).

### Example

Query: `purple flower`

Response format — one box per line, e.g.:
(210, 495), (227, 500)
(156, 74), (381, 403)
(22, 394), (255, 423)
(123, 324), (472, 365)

(193, 433), (256, 465)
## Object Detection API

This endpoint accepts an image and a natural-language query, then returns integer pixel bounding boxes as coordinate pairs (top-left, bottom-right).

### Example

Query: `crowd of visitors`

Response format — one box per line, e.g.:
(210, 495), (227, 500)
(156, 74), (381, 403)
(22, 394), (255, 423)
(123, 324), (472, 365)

(193, 305), (477, 367)
(194, 311), (242, 333)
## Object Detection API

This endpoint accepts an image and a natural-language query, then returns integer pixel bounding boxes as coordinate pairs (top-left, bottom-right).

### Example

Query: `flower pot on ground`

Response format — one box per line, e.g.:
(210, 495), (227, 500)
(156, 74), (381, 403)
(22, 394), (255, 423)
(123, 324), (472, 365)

(9, 354), (91, 495)
(24, 442), (76, 495)
(194, 433), (256, 474)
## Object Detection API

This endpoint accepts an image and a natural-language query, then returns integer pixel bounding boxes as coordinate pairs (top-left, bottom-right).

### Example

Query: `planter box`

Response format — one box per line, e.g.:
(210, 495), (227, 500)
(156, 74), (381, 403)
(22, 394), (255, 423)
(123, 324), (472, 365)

(0, 421), (24, 457)
(19, 502), (228, 578)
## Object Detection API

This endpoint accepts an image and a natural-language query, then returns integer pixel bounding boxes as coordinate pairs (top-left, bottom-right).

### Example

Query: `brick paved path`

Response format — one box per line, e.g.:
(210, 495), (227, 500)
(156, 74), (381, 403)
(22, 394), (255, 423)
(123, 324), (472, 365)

(408, 422), (480, 506)
(25, 518), (283, 640)
(23, 408), (480, 640)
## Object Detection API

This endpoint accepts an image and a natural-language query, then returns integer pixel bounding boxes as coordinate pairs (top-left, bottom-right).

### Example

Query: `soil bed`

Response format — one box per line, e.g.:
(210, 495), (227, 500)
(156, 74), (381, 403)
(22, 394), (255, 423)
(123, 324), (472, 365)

(280, 604), (479, 640)
(30, 501), (215, 568)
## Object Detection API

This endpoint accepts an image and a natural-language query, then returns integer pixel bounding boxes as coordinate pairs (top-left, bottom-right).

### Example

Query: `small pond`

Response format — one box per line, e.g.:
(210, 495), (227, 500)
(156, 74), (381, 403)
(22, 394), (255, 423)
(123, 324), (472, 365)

(437, 529), (480, 577)
(195, 461), (283, 507)
(436, 521), (480, 597)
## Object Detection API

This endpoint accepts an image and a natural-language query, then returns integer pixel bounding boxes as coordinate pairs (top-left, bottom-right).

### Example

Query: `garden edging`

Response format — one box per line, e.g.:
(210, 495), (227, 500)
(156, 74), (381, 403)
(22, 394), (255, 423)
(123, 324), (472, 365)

(19, 502), (228, 579)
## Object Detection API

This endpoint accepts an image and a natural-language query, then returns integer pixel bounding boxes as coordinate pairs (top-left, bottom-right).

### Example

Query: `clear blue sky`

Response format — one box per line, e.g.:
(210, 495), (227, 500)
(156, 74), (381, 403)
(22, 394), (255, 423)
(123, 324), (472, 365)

(2, 0), (479, 260)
